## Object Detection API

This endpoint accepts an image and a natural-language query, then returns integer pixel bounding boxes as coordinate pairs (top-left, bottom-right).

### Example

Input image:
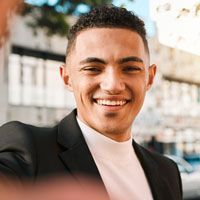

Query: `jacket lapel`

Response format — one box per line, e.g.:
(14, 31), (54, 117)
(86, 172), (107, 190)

(133, 140), (176, 200)
(56, 110), (175, 200)
(57, 110), (106, 188)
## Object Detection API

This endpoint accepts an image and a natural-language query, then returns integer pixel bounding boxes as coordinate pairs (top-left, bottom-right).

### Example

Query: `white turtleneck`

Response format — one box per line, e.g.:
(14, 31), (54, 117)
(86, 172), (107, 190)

(76, 117), (153, 200)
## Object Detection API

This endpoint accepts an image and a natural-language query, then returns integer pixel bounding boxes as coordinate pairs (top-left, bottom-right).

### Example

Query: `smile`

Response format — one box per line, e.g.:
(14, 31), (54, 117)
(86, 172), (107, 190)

(95, 99), (128, 106)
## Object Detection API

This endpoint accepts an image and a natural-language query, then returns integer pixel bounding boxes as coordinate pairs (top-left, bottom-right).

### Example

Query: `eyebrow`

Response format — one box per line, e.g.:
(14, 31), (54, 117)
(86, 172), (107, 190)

(79, 57), (106, 65)
(79, 56), (144, 65)
(117, 56), (144, 64)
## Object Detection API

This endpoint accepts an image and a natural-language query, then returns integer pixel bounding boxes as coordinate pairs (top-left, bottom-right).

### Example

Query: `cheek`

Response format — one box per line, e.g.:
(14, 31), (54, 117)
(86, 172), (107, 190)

(130, 76), (147, 91)
(72, 81), (96, 101)
(131, 80), (147, 100)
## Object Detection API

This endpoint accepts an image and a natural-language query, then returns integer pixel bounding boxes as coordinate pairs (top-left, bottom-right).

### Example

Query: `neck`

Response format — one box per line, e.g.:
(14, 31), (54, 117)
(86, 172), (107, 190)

(103, 132), (131, 142)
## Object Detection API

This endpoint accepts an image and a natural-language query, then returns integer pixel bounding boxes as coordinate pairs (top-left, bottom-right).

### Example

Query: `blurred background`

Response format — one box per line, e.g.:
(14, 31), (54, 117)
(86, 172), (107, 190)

(0, 0), (200, 199)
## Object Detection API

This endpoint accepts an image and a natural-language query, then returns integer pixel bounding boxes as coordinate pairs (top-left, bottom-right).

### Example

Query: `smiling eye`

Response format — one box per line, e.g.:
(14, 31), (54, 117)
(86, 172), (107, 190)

(123, 66), (141, 72)
(83, 66), (102, 73)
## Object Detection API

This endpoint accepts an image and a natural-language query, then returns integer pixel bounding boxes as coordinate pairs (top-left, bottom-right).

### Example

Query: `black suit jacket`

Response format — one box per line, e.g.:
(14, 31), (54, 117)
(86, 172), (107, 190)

(0, 110), (182, 200)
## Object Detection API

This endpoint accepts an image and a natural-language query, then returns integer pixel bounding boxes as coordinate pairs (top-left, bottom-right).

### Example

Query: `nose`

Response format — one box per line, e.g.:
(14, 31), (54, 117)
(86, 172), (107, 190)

(100, 68), (125, 94)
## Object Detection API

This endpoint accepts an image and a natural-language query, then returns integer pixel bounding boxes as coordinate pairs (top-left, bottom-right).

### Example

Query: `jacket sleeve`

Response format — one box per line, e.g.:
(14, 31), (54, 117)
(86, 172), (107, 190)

(0, 121), (37, 180)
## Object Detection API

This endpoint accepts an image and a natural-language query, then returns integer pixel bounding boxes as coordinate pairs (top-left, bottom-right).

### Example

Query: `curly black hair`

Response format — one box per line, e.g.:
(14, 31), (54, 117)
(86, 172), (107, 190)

(66, 5), (149, 57)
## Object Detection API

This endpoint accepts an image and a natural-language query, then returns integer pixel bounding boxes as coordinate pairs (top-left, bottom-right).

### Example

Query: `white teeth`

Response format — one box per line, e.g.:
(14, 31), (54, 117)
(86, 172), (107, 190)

(96, 99), (126, 106)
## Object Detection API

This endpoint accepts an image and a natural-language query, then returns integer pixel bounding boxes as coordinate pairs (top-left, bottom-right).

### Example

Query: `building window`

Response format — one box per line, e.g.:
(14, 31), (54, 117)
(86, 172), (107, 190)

(162, 79), (200, 116)
(8, 47), (75, 108)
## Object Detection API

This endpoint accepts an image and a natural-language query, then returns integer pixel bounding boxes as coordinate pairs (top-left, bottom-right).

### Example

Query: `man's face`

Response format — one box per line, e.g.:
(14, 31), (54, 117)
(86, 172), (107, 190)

(61, 28), (156, 141)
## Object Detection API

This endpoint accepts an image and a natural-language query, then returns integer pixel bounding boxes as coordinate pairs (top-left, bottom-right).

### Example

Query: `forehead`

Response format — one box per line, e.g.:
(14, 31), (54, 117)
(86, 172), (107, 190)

(76, 28), (144, 48)
(69, 28), (149, 64)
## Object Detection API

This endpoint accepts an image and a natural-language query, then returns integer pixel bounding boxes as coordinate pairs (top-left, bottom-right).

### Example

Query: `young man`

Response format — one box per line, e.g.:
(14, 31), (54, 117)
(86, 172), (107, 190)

(0, 5), (182, 200)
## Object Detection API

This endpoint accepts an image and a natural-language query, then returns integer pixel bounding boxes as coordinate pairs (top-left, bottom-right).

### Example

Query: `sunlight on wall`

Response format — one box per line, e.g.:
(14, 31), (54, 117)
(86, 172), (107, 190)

(150, 0), (200, 56)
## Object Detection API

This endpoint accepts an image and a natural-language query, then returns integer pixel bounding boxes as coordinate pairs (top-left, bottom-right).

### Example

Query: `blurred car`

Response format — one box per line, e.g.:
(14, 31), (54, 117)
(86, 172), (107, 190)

(184, 154), (200, 172)
(165, 155), (200, 200)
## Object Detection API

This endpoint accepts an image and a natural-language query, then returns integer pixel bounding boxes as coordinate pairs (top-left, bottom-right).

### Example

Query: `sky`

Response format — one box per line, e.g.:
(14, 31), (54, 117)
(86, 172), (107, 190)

(113, 0), (155, 36)
(25, 0), (155, 37)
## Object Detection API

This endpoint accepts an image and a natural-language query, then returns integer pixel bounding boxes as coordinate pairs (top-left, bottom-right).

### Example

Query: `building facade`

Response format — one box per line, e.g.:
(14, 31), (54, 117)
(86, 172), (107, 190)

(0, 14), (200, 157)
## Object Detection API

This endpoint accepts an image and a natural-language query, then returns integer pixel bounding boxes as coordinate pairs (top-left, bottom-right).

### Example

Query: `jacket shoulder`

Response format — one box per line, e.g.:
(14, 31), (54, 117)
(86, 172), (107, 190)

(142, 146), (179, 172)
(137, 144), (183, 198)
(0, 121), (57, 180)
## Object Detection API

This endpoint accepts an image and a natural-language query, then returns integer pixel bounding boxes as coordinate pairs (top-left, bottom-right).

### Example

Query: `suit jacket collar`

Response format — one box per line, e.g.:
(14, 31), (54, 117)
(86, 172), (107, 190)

(57, 109), (176, 200)
(57, 109), (107, 189)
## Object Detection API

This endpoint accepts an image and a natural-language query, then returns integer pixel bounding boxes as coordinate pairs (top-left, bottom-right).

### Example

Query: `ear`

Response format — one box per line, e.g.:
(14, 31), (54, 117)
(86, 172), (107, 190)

(59, 64), (73, 91)
(146, 64), (157, 91)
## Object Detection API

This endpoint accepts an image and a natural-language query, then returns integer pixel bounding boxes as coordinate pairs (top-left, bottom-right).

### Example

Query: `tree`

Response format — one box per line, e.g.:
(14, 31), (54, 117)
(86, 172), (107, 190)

(22, 0), (133, 37)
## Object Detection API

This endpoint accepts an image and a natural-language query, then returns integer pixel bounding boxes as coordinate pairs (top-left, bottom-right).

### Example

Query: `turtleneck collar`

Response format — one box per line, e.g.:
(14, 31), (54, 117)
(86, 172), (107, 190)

(76, 117), (134, 163)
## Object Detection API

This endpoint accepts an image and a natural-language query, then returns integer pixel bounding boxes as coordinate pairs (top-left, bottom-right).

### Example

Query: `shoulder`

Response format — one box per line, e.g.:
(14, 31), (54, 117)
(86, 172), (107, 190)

(0, 121), (58, 179)
(0, 121), (57, 145)
(134, 142), (182, 197)
(0, 121), (33, 141)
(136, 143), (179, 175)
(140, 144), (178, 171)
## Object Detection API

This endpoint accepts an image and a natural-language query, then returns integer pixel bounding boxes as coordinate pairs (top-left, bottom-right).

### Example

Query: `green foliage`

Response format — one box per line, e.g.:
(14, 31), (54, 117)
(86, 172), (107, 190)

(22, 0), (115, 37)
